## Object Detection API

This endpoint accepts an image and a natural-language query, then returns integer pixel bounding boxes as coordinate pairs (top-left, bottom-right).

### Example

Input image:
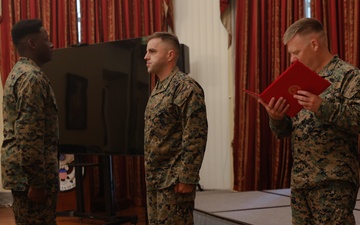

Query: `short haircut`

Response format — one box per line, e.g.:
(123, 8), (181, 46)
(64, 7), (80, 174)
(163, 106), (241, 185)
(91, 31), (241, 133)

(147, 32), (180, 57)
(283, 18), (325, 45)
(11, 19), (43, 47)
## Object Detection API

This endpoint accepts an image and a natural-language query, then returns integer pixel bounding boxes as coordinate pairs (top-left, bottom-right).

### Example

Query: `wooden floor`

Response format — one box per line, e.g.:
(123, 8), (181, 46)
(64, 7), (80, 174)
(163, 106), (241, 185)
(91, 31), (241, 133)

(0, 206), (146, 225)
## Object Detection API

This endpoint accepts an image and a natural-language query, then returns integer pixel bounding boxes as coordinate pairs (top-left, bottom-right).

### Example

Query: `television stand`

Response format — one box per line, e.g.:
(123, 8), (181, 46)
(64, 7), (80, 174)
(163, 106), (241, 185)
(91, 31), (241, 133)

(57, 154), (138, 225)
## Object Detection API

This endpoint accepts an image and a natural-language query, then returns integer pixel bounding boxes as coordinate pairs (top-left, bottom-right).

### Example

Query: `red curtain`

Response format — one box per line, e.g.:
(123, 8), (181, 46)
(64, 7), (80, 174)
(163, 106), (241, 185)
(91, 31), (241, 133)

(79, 0), (174, 207)
(311, 0), (360, 68)
(80, 0), (174, 44)
(233, 0), (304, 191)
(0, 0), (78, 85)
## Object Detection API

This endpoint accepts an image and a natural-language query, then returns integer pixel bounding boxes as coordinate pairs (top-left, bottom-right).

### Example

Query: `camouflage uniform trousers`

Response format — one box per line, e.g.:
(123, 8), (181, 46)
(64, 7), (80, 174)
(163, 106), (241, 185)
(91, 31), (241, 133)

(11, 190), (58, 225)
(291, 181), (358, 225)
(146, 185), (196, 225)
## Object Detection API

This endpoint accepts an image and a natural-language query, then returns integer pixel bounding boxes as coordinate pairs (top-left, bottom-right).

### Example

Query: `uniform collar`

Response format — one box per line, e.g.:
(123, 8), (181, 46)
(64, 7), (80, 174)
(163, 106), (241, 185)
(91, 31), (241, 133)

(18, 57), (41, 70)
(154, 67), (180, 93)
(318, 55), (339, 77)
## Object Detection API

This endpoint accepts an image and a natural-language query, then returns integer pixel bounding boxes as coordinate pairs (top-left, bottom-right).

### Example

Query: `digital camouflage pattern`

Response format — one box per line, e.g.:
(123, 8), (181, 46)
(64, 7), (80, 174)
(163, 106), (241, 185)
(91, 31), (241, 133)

(147, 186), (195, 225)
(12, 190), (58, 225)
(144, 67), (208, 190)
(269, 55), (360, 190)
(291, 181), (357, 225)
(1, 57), (60, 193)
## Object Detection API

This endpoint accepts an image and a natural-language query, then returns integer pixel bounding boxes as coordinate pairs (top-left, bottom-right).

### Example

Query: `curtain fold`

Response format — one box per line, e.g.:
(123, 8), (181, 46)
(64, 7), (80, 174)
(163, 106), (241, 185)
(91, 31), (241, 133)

(80, 0), (174, 44)
(311, 0), (360, 68)
(220, 0), (232, 47)
(233, 0), (304, 191)
(0, 0), (78, 85)
(80, 0), (173, 207)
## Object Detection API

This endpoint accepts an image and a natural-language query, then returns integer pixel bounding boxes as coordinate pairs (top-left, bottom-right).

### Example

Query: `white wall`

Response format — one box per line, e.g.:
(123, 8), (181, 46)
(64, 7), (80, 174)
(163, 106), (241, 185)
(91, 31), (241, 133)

(174, 0), (234, 190)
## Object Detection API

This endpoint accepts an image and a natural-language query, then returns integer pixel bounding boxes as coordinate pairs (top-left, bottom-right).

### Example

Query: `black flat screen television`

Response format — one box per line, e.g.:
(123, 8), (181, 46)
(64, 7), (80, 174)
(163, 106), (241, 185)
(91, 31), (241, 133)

(43, 37), (189, 155)
(43, 38), (150, 155)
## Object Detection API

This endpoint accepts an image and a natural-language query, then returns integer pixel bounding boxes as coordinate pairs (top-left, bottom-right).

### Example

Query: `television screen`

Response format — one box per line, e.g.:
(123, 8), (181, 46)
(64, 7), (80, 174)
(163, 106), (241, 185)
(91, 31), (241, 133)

(43, 38), (150, 155)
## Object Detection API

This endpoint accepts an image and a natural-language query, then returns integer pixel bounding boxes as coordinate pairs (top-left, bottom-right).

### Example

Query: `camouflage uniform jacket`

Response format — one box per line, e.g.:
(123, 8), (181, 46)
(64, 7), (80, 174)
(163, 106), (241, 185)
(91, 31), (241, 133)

(270, 55), (360, 189)
(144, 67), (208, 190)
(1, 57), (60, 192)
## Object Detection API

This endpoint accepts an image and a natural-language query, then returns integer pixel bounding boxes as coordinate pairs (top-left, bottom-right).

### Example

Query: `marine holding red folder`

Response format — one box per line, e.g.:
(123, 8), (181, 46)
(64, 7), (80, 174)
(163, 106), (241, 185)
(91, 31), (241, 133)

(258, 18), (360, 225)
(244, 60), (330, 117)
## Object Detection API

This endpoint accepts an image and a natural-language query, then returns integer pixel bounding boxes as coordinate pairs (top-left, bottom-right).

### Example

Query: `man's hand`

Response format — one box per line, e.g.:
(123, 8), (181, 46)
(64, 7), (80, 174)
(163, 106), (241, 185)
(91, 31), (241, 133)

(27, 187), (47, 204)
(293, 90), (322, 113)
(258, 97), (289, 120)
(174, 183), (195, 194)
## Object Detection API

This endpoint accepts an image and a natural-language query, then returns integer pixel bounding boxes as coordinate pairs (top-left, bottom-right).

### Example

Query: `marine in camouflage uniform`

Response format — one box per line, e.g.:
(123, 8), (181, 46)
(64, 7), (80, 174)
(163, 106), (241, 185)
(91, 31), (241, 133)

(1, 19), (59, 225)
(262, 18), (360, 225)
(270, 55), (360, 224)
(144, 66), (208, 225)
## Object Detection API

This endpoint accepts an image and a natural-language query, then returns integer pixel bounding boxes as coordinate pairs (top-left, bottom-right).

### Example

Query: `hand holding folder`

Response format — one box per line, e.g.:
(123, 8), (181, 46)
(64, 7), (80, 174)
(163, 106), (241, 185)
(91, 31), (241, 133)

(244, 60), (331, 117)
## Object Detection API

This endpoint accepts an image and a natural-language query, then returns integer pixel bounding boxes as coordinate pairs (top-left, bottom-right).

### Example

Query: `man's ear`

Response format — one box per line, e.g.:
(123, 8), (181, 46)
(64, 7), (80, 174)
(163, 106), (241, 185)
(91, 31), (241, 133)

(310, 39), (319, 51)
(167, 49), (176, 61)
(27, 38), (37, 49)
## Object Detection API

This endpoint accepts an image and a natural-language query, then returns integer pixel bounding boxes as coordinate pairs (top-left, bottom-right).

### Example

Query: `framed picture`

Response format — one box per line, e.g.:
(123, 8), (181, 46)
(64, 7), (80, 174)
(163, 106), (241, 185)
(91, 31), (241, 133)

(66, 73), (88, 130)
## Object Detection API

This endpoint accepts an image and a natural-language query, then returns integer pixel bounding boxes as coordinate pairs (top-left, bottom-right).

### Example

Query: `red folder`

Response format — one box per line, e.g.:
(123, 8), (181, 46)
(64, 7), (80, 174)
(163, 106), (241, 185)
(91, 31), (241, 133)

(244, 60), (331, 117)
